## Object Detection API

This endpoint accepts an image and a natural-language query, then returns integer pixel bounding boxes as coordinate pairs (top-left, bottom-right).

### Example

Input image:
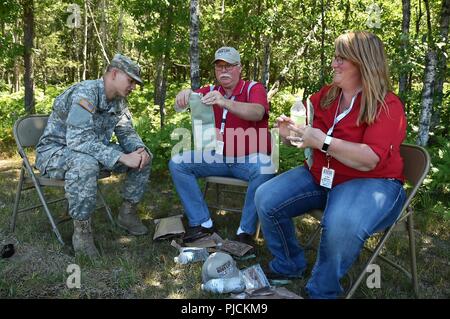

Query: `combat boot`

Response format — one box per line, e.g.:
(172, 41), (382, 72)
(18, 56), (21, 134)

(117, 201), (148, 236)
(72, 218), (99, 258)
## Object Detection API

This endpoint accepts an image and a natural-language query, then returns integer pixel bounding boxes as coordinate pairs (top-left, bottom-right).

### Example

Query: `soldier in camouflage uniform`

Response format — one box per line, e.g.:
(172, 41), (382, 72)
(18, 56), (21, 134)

(35, 54), (152, 257)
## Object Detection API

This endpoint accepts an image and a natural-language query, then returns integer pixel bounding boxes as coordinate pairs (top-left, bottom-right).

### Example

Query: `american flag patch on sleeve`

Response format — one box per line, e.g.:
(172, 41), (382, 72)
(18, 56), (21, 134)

(78, 99), (96, 113)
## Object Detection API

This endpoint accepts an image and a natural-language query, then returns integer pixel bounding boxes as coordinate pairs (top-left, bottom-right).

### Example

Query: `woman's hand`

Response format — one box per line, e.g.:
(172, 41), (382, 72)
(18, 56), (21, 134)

(274, 115), (295, 145)
(286, 124), (326, 149)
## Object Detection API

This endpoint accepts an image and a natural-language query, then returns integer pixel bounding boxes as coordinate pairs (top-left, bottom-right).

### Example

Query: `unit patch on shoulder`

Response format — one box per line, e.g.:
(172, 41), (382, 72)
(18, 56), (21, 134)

(78, 99), (96, 113)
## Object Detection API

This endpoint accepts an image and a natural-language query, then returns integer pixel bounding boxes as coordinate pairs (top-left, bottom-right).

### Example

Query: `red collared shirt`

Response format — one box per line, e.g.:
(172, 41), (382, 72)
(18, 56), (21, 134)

(197, 79), (270, 157)
(308, 85), (406, 186)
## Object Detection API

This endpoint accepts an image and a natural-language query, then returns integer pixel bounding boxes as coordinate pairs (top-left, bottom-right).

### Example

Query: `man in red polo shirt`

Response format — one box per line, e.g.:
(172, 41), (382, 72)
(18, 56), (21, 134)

(169, 47), (275, 245)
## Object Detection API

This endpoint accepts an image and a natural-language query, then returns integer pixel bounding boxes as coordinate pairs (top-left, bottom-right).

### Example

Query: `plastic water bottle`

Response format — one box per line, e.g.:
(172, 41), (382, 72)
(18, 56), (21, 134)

(201, 276), (246, 294)
(290, 97), (307, 146)
(174, 247), (209, 265)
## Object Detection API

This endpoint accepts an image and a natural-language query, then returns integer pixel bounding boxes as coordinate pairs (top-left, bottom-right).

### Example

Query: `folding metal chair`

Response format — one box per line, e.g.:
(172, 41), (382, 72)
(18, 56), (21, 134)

(202, 129), (279, 239)
(10, 114), (115, 245)
(302, 143), (431, 298)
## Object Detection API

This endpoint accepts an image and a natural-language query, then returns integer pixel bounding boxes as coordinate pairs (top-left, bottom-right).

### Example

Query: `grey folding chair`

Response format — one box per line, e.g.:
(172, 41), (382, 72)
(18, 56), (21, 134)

(10, 114), (115, 245)
(202, 129), (279, 239)
(302, 143), (431, 298)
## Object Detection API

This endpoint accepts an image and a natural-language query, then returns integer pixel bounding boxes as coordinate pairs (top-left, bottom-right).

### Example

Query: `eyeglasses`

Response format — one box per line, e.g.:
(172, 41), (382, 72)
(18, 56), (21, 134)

(214, 63), (238, 71)
(333, 55), (346, 65)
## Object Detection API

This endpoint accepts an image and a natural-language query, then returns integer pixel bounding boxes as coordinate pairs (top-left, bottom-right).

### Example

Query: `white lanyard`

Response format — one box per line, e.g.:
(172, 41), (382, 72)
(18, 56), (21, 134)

(326, 91), (360, 136)
(219, 96), (236, 135)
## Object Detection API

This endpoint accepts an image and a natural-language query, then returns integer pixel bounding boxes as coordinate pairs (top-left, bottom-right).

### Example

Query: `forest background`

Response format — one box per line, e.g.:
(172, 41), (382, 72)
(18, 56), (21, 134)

(0, 0), (448, 299)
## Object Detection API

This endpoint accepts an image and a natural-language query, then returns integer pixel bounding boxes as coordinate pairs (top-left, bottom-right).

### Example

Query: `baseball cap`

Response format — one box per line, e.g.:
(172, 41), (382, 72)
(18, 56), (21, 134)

(213, 47), (241, 65)
(109, 54), (143, 85)
(201, 252), (240, 283)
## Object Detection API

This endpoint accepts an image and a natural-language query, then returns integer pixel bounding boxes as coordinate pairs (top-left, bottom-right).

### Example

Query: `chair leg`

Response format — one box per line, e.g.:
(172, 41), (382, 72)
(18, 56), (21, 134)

(97, 186), (115, 226)
(203, 181), (210, 197)
(215, 183), (220, 208)
(304, 224), (322, 250)
(10, 166), (25, 232)
(407, 214), (419, 298)
(255, 221), (261, 240)
(33, 181), (65, 245)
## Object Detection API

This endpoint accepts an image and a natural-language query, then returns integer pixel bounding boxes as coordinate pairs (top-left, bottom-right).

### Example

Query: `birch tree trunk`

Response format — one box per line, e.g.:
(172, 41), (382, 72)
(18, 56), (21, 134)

(430, 0), (450, 127)
(261, 38), (271, 89)
(117, 7), (124, 53)
(82, 0), (88, 80)
(398, 0), (411, 102)
(23, 0), (35, 114)
(417, 50), (437, 146)
(189, 0), (200, 90)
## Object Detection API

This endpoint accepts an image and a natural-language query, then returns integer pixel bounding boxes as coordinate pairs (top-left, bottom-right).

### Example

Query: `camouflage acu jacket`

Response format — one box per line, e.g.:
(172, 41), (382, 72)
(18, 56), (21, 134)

(36, 78), (148, 173)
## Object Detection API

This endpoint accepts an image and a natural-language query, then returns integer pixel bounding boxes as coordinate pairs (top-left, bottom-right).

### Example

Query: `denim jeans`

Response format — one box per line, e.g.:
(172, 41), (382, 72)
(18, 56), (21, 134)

(169, 150), (276, 234)
(255, 166), (406, 298)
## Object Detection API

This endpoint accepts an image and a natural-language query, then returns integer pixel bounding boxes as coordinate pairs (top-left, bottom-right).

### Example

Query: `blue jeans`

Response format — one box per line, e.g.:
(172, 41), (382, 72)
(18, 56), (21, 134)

(255, 166), (406, 298)
(169, 150), (276, 234)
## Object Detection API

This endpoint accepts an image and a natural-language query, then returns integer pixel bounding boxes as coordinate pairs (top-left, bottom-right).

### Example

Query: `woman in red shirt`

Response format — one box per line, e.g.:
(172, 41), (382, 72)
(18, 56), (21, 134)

(255, 31), (407, 298)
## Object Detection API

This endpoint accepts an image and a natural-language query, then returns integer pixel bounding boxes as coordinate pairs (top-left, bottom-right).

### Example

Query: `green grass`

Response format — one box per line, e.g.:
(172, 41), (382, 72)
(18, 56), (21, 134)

(1, 154), (449, 299)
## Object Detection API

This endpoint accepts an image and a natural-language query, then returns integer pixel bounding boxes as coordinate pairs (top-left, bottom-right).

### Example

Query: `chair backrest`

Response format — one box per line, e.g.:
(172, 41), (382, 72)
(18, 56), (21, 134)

(399, 143), (431, 211)
(13, 115), (49, 148)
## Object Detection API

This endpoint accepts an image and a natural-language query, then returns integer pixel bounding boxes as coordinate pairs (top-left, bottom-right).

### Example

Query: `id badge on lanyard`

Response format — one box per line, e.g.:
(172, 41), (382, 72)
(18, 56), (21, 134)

(320, 92), (359, 189)
(320, 155), (335, 189)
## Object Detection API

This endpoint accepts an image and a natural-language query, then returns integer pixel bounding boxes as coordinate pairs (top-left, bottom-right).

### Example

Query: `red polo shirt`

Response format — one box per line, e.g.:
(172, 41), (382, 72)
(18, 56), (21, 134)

(197, 79), (271, 157)
(308, 85), (406, 186)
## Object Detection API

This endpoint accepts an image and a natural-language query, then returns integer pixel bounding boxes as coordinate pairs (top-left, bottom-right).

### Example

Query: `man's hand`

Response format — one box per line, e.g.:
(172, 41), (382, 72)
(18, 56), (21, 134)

(136, 147), (151, 170)
(119, 148), (151, 170)
(175, 89), (193, 110)
(201, 91), (227, 108)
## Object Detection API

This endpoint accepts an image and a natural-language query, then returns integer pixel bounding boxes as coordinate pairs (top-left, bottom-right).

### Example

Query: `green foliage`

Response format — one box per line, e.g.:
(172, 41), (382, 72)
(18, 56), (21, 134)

(0, 0), (448, 223)
(0, 91), (25, 148)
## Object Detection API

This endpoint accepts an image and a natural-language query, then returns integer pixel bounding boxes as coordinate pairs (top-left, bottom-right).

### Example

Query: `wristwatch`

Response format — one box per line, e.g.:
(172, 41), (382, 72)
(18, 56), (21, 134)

(321, 135), (332, 153)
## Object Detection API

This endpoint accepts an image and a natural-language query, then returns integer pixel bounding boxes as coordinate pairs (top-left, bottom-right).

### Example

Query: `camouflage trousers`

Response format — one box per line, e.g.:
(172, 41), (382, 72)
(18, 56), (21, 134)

(44, 144), (151, 220)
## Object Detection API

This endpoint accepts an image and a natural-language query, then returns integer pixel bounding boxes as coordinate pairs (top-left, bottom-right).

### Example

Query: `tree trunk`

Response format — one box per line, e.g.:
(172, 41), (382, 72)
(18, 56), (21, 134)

(23, 0), (35, 114)
(12, 31), (20, 93)
(430, 0), (450, 128)
(100, 0), (108, 69)
(252, 57), (259, 81)
(87, 3), (109, 66)
(417, 50), (437, 146)
(398, 0), (411, 103)
(343, 0), (351, 29)
(415, 0), (423, 37)
(154, 3), (175, 128)
(261, 38), (271, 89)
(319, 0), (326, 86)
(117, 7), (124, 53)
(82, 0), (88, 80)
(189, 0), (200, 90)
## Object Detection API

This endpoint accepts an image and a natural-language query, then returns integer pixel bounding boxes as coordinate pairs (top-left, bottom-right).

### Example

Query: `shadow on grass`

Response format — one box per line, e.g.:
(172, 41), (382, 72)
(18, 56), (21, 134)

(1, 159), (449, 298)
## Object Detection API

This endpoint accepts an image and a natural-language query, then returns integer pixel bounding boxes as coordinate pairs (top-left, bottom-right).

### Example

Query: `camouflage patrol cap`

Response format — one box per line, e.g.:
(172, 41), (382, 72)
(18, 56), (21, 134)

(109, 54), (143, 85)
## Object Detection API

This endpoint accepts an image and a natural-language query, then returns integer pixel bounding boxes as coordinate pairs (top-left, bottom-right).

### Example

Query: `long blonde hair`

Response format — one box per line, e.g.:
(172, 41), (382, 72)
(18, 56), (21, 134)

(321, 31), (391, 125)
